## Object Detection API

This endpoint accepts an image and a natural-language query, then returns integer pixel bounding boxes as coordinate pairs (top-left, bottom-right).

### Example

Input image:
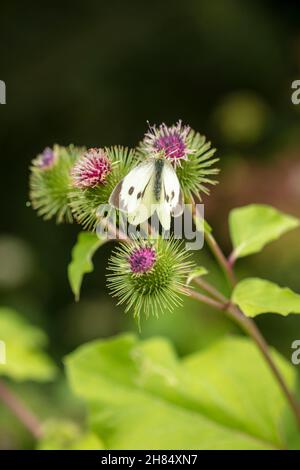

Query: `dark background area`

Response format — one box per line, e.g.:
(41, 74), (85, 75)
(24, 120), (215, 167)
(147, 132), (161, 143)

(1, 0), (300, 448)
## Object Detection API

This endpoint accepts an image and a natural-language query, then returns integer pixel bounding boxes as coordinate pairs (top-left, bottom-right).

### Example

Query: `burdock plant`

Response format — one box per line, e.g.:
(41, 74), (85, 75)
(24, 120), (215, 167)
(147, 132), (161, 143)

(28, 121), (300, 432)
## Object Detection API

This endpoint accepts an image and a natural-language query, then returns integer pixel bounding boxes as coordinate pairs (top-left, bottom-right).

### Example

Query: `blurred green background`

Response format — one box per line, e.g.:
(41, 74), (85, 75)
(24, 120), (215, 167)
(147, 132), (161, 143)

(1, 0), (300, 448)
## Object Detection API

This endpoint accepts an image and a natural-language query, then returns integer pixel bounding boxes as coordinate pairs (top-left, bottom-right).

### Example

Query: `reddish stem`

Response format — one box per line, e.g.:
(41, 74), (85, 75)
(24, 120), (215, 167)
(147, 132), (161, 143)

(0, 380), (43, 439)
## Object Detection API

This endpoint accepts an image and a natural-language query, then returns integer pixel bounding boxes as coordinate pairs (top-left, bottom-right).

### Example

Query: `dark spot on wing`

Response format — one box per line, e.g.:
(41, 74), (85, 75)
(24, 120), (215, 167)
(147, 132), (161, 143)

(128, 186), (134, 195)
(137, 192), (142, 199)
(166, 195), (170, 202)
(171, 190), (175, 200)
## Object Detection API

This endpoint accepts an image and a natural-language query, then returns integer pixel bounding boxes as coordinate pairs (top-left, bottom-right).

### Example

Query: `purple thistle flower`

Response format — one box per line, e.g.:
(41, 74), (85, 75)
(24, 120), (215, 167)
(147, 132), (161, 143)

(36, 147), (56, 169)
(142, 121), (192, 164)
(129, 246), (156, 274)
(72, 148), (112, 189)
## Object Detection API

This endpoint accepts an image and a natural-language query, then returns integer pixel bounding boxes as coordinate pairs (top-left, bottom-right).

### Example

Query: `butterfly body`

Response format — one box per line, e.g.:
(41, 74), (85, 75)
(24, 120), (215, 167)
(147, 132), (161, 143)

(109, 158), (184, 230)
(153, 159), (164, 202)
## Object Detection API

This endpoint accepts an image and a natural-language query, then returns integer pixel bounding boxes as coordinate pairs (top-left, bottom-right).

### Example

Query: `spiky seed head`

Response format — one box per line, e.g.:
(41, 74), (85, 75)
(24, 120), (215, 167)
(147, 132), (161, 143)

(141, 120), (191, 165)
(138, 121), (220, 200)
(107, 237), (193, 322)
(69, 146), (137, 231)
(29, 145), (85, 224)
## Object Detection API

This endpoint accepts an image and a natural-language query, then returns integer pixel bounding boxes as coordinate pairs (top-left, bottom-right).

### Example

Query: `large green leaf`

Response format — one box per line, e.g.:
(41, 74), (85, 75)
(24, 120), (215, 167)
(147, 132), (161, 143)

(37, 419), (104, 450)
(232, 278), (300, 318)
(229, 204), (299, 260)
(65, 334), (296, 449)
(68, 231), (105, 301)
(0, 308), (57, 381)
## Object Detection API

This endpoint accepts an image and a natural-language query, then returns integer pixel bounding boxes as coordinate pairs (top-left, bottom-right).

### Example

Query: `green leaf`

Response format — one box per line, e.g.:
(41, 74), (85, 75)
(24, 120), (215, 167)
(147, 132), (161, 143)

(37, 419), (104, 450)
(68, 231), (105, 301)
(229, 204), (299, 260)
(65, 334), (296, 449)
(0, 308), (57, 382)
(186, 266), (208, 286)
(232, 278), (300, 318)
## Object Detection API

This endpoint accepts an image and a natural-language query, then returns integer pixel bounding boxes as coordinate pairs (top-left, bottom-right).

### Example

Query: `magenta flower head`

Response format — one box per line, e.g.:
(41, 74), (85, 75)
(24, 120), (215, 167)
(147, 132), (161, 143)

(139, 121), (219, 200)
(141, 120), (192, 165)
(36, 147), (56, 170)
(129, 246), (156, 274)
(71, 148), (112, 189)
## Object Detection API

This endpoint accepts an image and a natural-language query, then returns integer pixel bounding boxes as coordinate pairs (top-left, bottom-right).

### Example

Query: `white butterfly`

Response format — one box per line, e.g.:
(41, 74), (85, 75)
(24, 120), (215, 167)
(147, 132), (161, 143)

(109, 158), (184, 230)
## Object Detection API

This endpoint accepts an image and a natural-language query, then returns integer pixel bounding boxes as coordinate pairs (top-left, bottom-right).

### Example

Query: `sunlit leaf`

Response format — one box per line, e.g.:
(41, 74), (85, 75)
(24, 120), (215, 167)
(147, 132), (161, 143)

(229, 204), (299, 260)
(232, 278), (300, 318)
(65, 334), (296, 449)
(37, 419), (104, 450)
(0, 308), (57, 382)
(68, 231), (106, 301)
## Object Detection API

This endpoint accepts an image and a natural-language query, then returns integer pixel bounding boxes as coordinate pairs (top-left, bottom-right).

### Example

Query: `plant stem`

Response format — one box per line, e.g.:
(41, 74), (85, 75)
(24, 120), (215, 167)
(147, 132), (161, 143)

(187, 288), (226, 311)
(191, 202), (236, 287)
(187, 286), (300, 429)
(227, 251), (236, 269)
(204, 230), (236, 287)
(0, 380), (43, 440)
(192, 276), (228, 303)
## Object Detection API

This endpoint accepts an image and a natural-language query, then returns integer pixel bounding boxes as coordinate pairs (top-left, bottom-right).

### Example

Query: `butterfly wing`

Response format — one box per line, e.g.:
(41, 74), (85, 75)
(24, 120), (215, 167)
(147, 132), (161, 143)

(127, 173), (157, 225)
(156, 203), (171, 231)
(163, 161), (184, 216)
(156, 161), (184, 230)
(109, 161), (154, 214)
